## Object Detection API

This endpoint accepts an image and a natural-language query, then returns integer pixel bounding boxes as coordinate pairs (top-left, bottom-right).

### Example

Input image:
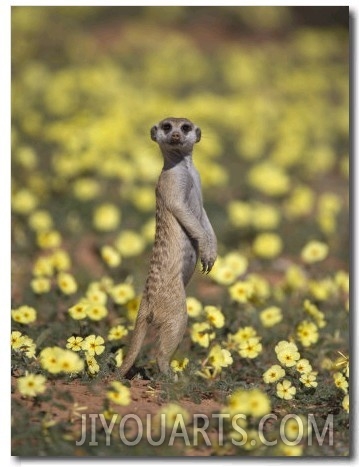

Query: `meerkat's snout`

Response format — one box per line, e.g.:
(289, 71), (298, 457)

(170, 131), (181, 145)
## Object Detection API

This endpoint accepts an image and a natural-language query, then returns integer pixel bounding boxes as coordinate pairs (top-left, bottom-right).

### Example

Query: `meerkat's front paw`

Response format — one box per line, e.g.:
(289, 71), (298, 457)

(201, 257), (215, 274)
(200, 244), (217, 274)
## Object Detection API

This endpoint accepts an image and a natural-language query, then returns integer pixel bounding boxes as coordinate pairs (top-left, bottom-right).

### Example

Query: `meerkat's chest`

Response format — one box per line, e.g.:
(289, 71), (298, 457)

(187, 169), (203, 218)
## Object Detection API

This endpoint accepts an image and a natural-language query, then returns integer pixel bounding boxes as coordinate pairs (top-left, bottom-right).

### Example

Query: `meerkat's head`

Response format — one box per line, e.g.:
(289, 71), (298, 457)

(150, 117), (201, 152)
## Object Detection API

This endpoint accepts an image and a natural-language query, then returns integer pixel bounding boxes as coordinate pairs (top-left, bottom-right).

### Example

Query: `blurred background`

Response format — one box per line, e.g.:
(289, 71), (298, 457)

(11, 6), (349, 300)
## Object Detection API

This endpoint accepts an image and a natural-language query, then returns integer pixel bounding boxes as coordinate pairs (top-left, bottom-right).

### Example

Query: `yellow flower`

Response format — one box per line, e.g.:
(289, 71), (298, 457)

(114, 349), (124, 367)
(141, 218), (156, 243)
(17, 372), (47, 398)
(246, 388), (271, 418)
(155, 403), (190, 429)
(11, 332), (36, 358)
(66, 336), (84, 352)
(210, 262), (237, 285)
(303, 300), (326, 328)
(190, 322), (215, 348)
(299, 371), (318, 388)
(12, 188), (38, 214)
(296, 320), (319, 347)
(130, 186), (155, 212)
(275, 340), (298, 354)
(85, 303), (108, 321)
(11, 331), (24, 350)
(284, 264), (307, 291)
(39, 347), (62, 373)
(335, 270), (349, 294)
(106, 381), (131, 406)
(223, 251), (248, 276)
(57, 349), (85, 373)
(28, 210), (53, 232)
(276, 379), (296, 400)
(247, 162), (290, 196)
(342, 394), (349, 413)
(170, 357), (189, 373)
(51, 249), (72, 272)
(276, 341), (300, 367)
(32, 256), (54, 277)
(276, 442), (303, 456)
(39, 347), (84, 374)
(224, 388), (251, 417)
(204, 305), (225, 329)
(11, 305), (37, 324)
(110, 283), (135, 305)
(73, 177), (100, 201)
(126, 296), (141, 323)
(57, 272), (78, 295)
(333, 372), (348, 394)
(228, 326), (258, 345)
(115, 230), (145, 257)
(334, 270), (349, 294)
(227, 200), (252, 228)
(86, 355), (100, 375)
(15, 146), (37, 169)
(225, 388), (271, 418)
(82, 335), (105, 356)
(252, 232), (283, 259)
(68, 301), (87, 320)
(93, 203), (121, 231)
(301, 240), (329, 264)
(259, 306), (282, 327)
(252, 202), (281, 230)
(186, 297), (202, 318)
(37, 230), (62, 249)
(284, 185), (315, 219)
(308, 278), (335, 301)
(296, 359), (313, 374)
(247, 274), (271, 301)
(31, 276), (51, 294)
(108, 325), (128, 341)
(22, 336), (37, 358)
(263, 364), (285, 383)
(86, 288), (107, 305)
(283, 414), (311, 443)
(228, 281), (254, 303)
(101, 245), (121, 267)
(318, 192), (341, 216)
(238, 337), (262, 359)
(207, 344), (233, 371)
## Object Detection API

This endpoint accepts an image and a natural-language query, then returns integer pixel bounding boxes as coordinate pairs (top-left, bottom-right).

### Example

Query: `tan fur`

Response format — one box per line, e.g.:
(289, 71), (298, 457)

(119, 117), (217, 376)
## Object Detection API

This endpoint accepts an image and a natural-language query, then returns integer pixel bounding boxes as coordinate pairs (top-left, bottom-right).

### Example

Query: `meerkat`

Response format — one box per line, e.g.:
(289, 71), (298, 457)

(119, 117), (217, 377)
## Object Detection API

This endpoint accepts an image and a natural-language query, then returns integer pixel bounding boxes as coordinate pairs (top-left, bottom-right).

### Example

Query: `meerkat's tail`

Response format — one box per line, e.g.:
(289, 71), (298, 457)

(119, 314), (148, 377)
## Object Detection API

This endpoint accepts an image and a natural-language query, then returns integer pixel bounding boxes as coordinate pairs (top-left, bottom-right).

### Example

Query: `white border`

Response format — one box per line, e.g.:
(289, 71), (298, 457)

(3, 2), (355, 466)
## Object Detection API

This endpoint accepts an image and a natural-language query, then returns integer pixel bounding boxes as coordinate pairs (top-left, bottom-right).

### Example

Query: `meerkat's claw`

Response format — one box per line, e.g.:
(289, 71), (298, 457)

(201, 261), (213, 274)
(201, 261), (207, 274)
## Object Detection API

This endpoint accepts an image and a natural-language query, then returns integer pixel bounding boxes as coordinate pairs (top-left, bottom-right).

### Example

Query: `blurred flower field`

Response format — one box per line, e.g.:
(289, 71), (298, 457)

(11, 6), (349, 457)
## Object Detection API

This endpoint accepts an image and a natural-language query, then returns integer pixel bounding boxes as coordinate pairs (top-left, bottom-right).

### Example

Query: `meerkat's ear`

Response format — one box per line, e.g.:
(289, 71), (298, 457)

(195, 127), (201, 143)
(150, 125), (158, 141)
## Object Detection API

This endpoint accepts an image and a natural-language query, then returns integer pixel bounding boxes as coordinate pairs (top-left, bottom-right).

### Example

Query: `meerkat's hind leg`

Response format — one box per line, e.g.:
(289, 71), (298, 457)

(156, 305), (188, 374)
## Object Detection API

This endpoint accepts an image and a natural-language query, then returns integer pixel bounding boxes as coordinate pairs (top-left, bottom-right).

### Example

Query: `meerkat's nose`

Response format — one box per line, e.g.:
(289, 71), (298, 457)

(171, 131), (180, 141)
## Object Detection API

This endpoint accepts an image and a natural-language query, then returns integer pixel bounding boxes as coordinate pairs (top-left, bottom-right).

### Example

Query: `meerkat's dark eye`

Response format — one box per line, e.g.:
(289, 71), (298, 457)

(162, 123), (172, 132)
(181, 124), (192, 133)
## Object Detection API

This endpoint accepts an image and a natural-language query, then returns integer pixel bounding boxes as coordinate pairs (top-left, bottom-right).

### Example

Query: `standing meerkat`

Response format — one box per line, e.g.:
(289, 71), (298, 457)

(119, 117), (217, 377)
